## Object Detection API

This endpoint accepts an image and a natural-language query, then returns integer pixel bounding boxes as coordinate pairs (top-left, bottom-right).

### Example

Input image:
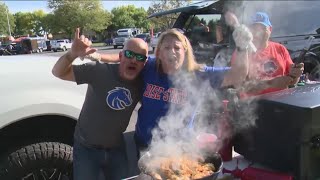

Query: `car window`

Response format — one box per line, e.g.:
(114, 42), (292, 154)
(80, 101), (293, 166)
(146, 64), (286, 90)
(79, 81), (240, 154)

(136, 34), (146, 38)
(116, 35), (129, 38)
(118, 30), (129, 33)
(183, 14), (227, 45)
(240, 1), (320, 37)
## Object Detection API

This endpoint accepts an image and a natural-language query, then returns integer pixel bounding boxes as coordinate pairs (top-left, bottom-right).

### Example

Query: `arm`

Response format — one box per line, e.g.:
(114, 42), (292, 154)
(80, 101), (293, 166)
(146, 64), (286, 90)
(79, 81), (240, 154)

(81, 51), (120, 63)
(52, 28), (96, 81)
(99, 53), (120, 63)
(289, 63), (304, 85)
(52, 51), (77, 81)
(220, 12), (253, 87)
(283, 45), (303, 85)
(221, 50), (249, 88)
(242, 75), (293, 94)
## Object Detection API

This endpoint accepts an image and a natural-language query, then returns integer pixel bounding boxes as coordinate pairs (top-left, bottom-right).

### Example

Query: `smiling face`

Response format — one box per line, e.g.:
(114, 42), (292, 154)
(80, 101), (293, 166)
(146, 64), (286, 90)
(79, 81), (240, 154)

(157, 35), (186, 74)
(119, 38), (148, 81)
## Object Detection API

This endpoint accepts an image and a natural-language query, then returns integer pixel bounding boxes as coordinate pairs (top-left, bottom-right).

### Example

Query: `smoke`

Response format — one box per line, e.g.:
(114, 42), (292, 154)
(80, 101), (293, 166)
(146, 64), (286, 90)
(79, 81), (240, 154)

(144, 68), (258, 172)
(145, 70), (223, 160)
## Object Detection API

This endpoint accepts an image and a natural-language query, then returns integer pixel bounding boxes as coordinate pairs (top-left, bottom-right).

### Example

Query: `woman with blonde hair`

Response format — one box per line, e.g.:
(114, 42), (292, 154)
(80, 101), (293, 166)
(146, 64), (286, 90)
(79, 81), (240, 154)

(154, 28), (200, 73)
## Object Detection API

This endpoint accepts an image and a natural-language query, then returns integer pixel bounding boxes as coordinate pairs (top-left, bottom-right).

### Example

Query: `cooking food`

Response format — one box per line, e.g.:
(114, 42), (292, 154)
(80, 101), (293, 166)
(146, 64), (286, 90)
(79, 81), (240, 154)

(147, 155), (216, 180)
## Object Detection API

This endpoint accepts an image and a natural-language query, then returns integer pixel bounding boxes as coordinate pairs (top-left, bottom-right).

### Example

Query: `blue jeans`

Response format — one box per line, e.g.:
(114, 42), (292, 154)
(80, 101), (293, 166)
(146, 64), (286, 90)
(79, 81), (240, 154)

(73, 139), (128, 180)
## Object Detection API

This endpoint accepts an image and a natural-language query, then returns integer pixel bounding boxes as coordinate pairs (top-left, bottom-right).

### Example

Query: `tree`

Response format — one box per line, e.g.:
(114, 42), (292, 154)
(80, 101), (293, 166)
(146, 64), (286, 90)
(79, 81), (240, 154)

(31, 10), (47, 35)
(14, 12), (33, 36)
(111, 5), (150, 32)
(0, 2), (15, 36)
(14, 11), (49, 36)
(42, 13), (57, 34)
(48, 0), (111, 38)
(147, 0), (192, 32)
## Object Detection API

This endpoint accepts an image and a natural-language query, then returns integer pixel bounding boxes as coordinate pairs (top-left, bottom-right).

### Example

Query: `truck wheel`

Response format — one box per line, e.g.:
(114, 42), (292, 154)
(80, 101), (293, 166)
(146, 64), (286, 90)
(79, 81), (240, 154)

(53, 49), (57, 52)
(0, 142), (73, 180)
(114, 45), (117, 49)
(63, 47), (67, 51)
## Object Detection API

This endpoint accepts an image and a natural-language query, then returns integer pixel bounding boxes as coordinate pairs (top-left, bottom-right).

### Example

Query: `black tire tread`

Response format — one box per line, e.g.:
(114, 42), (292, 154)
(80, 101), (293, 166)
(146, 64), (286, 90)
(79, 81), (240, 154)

(0, 142), (72, 179)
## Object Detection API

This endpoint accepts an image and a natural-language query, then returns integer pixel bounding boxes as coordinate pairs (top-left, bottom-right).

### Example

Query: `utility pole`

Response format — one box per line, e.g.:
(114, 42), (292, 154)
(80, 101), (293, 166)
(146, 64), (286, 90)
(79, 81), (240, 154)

(6, 6), (12, 37)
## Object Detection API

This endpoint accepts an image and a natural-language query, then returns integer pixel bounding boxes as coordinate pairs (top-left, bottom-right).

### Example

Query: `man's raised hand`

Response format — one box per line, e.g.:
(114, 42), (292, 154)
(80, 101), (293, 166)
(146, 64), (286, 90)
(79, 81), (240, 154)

(70, 28), (97, 58)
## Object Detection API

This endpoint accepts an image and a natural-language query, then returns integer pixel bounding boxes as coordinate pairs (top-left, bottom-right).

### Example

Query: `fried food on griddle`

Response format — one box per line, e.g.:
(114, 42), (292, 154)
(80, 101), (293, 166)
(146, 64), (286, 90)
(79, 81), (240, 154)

(150, 155), (215, 180)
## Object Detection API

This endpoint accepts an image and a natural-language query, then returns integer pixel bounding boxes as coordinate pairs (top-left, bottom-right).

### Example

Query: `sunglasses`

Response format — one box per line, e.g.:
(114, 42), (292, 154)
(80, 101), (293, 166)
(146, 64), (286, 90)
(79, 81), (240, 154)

(124, 50), (147, 62)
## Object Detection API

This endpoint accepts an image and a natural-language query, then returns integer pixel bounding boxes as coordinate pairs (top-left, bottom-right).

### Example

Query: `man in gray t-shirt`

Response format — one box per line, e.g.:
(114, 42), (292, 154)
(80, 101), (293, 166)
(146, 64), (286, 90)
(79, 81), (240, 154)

(52, 28), (148, 180)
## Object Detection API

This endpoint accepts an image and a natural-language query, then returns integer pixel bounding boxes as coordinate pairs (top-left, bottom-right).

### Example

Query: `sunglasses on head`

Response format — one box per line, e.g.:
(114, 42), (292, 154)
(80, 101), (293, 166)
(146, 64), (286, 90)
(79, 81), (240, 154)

(124, 50), (147, 62)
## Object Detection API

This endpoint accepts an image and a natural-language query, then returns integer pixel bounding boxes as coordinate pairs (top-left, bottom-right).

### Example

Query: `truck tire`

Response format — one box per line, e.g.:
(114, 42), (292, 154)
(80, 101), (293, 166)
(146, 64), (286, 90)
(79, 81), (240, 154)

(0, 142), (73, 180)
(53, 49), (57, 52)
(114, 45), (118, 49)
(63, 47), (67, 51)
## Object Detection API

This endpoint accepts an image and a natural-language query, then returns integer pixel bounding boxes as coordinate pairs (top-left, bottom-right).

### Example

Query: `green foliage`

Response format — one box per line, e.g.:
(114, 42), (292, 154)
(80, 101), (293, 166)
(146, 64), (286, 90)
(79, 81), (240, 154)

(14, 10), (50, 36)
(111, 5), (150, 32)
(8, 0), (198, 38)
(48, 0), (111, 37)
(0, 2), (15, 36)
(147, 0), (192, 32)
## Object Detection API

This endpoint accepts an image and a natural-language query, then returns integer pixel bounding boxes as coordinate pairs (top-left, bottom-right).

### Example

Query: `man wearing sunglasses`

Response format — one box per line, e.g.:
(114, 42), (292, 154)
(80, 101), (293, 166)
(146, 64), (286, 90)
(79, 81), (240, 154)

(52, 28), (148, 180)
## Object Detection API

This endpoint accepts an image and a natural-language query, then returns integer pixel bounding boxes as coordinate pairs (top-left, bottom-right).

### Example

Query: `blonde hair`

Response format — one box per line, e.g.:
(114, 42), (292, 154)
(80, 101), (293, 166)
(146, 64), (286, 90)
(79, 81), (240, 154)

(155, 29), (200, 72)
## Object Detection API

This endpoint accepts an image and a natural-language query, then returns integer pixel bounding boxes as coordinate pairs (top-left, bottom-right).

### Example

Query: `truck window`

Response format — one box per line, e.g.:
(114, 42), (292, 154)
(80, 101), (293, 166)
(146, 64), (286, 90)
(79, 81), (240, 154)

(184, 14), (227, 45)
(240, 1), (320, 37)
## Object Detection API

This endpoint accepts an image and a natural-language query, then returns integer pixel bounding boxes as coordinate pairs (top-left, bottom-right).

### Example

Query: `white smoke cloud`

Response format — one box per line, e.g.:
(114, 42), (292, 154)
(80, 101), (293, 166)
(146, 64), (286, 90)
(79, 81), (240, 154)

(144, 69), (258, 174)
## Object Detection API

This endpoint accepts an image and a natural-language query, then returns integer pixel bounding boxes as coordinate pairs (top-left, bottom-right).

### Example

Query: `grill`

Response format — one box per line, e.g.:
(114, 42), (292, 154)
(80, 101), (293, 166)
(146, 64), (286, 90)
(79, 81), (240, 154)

(233, 84), (320, 180)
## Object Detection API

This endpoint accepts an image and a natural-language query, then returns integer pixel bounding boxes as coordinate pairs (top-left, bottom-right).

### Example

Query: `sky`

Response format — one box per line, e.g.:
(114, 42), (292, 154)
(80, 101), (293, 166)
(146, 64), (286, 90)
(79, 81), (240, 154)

(2, 1), (152, 13)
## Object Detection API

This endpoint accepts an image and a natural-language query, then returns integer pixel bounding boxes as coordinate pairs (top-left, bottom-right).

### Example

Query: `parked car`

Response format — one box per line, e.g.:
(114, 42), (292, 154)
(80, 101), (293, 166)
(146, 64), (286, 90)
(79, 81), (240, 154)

(150, 32), (162, 52)
(51, 39), (72, 52)
(113, 34), (132, 49)
(135, 33), (151, 43)
(148, 0), (320, 78)
(0, 55), (87, 179)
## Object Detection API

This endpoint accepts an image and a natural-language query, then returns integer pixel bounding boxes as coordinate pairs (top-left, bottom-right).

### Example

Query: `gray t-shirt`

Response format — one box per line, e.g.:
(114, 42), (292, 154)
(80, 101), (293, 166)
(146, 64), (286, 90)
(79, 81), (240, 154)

(73, 61), (142, 148)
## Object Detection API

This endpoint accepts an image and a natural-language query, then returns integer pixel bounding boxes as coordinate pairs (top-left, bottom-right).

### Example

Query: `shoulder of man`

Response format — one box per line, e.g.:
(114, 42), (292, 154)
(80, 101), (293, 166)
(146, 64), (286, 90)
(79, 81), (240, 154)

(269, 41), (288, 51)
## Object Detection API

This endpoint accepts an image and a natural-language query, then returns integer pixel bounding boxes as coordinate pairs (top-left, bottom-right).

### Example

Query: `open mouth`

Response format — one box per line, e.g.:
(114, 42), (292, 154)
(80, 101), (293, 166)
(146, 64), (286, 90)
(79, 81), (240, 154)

(127, 66), (137, 72)
(168, 57), (178, 64)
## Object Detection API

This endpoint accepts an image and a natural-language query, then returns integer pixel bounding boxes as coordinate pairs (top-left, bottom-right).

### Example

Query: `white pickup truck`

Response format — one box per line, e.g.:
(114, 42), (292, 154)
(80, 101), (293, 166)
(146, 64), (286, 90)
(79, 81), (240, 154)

(150, 32), (161, 52)
(51, 39), (72, 52)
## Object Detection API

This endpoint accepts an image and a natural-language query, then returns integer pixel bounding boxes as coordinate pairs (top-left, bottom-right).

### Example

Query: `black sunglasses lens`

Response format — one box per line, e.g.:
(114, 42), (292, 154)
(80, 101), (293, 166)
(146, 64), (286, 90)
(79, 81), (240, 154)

(135, 55), (147, 62)
(124, 50), (134, 58)
(125, 50), (146, 62)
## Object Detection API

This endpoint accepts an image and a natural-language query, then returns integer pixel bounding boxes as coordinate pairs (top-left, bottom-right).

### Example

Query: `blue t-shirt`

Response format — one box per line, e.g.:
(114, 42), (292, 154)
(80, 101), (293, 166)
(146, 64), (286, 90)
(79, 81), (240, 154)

(135, 57), (229, 146)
